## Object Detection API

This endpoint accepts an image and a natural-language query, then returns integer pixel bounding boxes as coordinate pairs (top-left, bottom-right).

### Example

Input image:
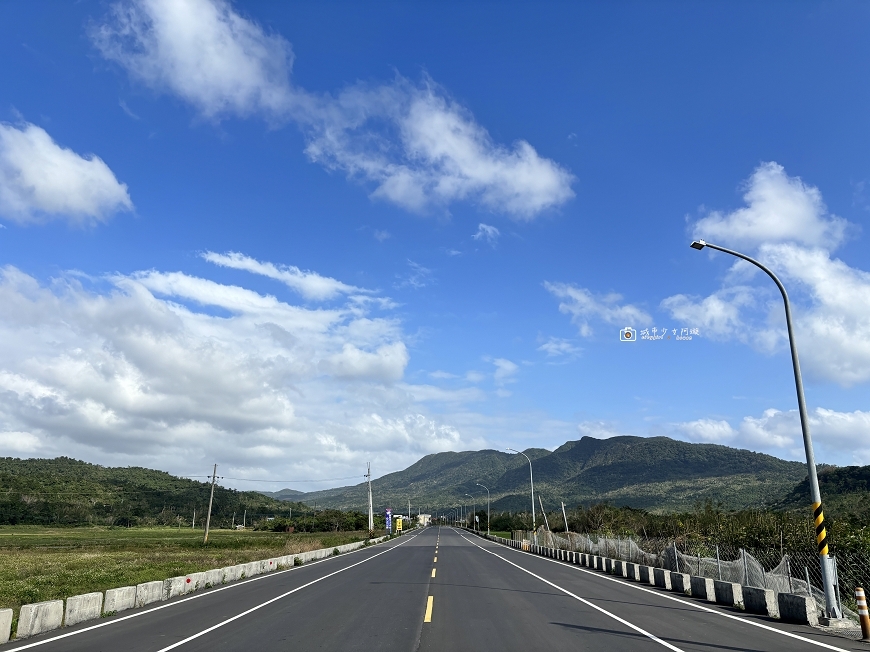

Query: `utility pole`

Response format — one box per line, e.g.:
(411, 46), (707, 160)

(192, 509), (195, 529)
(561, 501), (570, 533)
(538, 495), (551, 531)
(366, 463), (374, 537)
(203, 464), (217, 544)
(243, 509), (246, 528)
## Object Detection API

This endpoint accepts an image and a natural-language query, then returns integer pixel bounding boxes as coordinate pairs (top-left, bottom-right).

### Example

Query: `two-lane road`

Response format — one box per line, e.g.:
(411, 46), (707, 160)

(6, 527), (864, 651)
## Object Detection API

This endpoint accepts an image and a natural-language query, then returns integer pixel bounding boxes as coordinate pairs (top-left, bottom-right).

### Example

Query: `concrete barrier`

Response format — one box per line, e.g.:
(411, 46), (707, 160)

(185, 572), (206, 592)
(136, 581), (164, 607)
(713, 580), (744, 609)
(65, 592), (103, 626)
(744, 586), (779, 618)
(595, 556), (605, 571)
(613, 560), (628, 578)
(777, 592), (818, 626)
(0, 609), (12, 644)
(104, 586), (135, 614)
(626, 562), (638, 581)
(16, 600), (63, 638)
(671, 573), (691, 595)
(690, 576), (715, 602)
(604, 558), (614, 573)
(164, 576), (186, 599)
(639, 565), (653, 584)
(204, 569), (223, 588)
(653, 568), (672, 590)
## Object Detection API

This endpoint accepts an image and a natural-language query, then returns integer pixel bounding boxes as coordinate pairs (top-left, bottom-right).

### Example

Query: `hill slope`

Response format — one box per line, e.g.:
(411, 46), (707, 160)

(0, 457), (306, 526)
(775, 465), (870, 522)
(293, 436), (809, 513)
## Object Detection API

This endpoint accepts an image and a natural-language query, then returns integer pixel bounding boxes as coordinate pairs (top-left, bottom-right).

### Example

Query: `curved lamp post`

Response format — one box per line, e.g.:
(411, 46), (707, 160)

(507, 448), (536, 543)
(476, 483), (490, 535)
(691, 239), (842, 620)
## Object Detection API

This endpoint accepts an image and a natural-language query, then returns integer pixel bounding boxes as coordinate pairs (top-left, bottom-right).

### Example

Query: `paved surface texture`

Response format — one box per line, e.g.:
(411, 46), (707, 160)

(5, 527), (866, 651)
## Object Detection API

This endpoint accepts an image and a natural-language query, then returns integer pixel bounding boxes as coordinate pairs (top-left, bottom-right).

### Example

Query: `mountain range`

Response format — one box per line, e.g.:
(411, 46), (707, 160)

(288, 435), (813, 514)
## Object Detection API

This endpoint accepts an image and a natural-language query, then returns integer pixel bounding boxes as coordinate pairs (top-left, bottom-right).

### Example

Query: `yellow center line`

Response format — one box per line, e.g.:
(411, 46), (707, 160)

(424, 595), (434, 622)
(431, 568), (436, 578)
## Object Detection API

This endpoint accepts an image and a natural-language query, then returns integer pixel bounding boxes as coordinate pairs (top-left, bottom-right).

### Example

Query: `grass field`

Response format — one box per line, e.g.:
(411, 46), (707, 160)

(0, 526), (385, 612)
(489, 531), (512, 540)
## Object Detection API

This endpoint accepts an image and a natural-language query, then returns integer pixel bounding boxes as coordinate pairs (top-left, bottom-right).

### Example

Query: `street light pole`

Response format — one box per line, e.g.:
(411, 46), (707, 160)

(691, 239), (842, 620)
(476, 483), (490, 535)
(366, 463), (374, 537)
(507, 448), (536, 543)
(465, 493), (475, 532)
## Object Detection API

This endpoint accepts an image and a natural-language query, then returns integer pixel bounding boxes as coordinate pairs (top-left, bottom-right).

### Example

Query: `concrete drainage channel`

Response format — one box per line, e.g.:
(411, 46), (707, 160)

(0, 535), (390, 644)
(477, 532), (824, 629)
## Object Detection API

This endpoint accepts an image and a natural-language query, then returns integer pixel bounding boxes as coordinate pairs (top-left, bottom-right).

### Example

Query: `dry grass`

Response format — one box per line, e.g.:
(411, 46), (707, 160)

(0, 526), (383, 612)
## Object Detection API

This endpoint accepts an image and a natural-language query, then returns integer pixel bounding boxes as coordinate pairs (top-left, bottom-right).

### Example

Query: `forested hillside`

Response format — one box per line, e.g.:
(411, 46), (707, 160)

(295, 436), (809, 513)
(0, 457), (307, 527)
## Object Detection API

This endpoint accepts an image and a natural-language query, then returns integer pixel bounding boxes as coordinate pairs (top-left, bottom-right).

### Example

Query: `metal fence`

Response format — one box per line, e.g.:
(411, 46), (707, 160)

(512, 528), (870, 634)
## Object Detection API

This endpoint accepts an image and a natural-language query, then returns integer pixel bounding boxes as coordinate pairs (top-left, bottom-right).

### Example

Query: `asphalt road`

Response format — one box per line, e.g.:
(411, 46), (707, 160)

(6, 527), (866, 651)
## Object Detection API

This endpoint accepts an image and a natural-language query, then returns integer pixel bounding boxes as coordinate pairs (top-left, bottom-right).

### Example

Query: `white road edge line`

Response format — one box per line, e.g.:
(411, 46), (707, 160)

(5, 533), (419, 651)
(152, 532), (421, 652)
(452, 530), (685, 652)
(466, 531), (853, 652)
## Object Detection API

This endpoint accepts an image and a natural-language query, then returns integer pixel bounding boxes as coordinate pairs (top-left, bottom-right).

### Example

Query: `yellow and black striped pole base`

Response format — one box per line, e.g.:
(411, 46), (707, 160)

(812, 501), (828, 556)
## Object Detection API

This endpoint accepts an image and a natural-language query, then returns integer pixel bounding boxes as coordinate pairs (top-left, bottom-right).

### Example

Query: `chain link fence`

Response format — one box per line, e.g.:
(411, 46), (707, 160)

(512, 528), (870, 636)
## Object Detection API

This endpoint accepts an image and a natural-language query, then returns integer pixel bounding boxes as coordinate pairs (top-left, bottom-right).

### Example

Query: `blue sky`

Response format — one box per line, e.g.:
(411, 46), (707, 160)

(1, 0), (869, 491)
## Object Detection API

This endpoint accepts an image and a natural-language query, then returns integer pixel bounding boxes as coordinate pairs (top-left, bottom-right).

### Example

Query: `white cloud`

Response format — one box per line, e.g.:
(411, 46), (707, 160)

(577, 421), (629, 439)
(671, 418), (738, 444)
(395, 260), (433, 290)
(760, 244), (870, 385)
(373, 230), (391, 242)
(0, 431), (42, 453)
(544, 282), (652, 337)
(472, 223), (500, 245)
(91, 0), (295, 120)
(465, 371), (485, 383)
(202, 251), (364, 301)
(0, 262), (492, 486)
(92, 0), (573, 219)
(660, 286), (756, 340)
(672, 407), (870, 465)
(492, 358), (518, 385)
(428, 370), (457, 379)
(537, 336), (581, 359)
(668, 163), (870, 387)
(693, 162), (849, 250)
(302, 80), (575, 219)
(0, 122), (132, 225)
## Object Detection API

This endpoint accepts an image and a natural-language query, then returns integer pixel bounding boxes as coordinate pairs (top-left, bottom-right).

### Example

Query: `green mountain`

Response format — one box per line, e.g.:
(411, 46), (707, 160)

(0, 457), (307, 527)
(292, 436), (810, 513)
(775, 465), (870, 522)
(259, 488), (305, 500)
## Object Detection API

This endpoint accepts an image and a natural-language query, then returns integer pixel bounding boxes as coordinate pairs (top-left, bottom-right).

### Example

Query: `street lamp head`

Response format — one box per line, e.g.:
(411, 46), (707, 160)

(690, 240), (706, 250)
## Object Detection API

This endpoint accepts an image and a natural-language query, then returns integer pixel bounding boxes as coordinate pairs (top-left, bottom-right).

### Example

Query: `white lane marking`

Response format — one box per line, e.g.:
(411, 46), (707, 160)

(5, 534), (418, 652)
(153, 533), (422, 652)
(452, 530), (684, 651)
(465, 532), (852, 652)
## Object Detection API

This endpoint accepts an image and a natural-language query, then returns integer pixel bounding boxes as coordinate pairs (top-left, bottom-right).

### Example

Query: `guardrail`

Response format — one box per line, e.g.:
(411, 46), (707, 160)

(468, 528), (862, 637)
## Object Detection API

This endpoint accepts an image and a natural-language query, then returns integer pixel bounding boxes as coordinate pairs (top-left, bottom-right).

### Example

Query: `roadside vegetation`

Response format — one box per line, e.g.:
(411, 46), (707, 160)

(0, 526), (385, 612)
(487, 501), (870, 553)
